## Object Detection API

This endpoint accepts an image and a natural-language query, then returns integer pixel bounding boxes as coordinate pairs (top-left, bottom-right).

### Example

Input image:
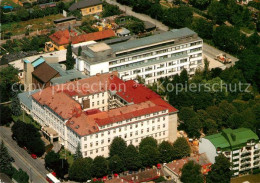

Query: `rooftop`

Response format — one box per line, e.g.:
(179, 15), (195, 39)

(205, 128), (259, 151)
(88, 42), (112, 52)
(110, 28), (196, 53)
(18, 90), (40, 110)
(32, 62), (60, 83)
(69, 0), (102, 11)
(32, 73), (177, 136)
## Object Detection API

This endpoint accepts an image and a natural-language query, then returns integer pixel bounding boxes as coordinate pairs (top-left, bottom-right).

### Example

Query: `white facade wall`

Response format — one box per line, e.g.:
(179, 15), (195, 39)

(31, 93), (177, 158)
(80, 40), (203, 84)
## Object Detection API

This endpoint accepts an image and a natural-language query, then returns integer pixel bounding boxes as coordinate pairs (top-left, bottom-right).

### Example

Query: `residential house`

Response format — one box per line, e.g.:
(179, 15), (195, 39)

(69, 0), (103, 16)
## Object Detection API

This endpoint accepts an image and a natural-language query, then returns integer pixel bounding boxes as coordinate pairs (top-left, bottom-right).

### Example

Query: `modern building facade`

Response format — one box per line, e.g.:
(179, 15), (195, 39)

(75, 28), (203, 84)
(30, 73), (178, 158)
(199, 128), (260, 176)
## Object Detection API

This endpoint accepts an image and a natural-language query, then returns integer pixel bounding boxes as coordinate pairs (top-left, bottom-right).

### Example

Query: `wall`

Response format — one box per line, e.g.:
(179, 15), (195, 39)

(81, 4), (103, 16)
(199, 138), (217, 163)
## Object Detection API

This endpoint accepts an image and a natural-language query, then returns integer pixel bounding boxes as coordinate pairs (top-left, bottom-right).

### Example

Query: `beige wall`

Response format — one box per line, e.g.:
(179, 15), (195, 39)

(81, 4), (103, 16)
(168, 113), (178, 143)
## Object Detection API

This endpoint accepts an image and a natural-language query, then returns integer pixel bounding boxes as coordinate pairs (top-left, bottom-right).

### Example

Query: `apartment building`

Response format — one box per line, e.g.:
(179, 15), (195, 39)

(75, 28), (203, 84)
(30, 72), (178, 158)
(199, 128), (260, 176)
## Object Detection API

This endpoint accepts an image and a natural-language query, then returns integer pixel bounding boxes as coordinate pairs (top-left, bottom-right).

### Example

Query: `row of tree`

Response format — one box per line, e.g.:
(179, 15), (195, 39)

(67, 136), (190, 182)
(11, 120), (45, 156)
(0, 141), (29, 183)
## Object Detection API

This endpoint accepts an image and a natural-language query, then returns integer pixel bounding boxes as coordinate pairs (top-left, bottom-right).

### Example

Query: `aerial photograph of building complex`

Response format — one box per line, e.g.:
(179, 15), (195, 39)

(0, 0), (259, 183)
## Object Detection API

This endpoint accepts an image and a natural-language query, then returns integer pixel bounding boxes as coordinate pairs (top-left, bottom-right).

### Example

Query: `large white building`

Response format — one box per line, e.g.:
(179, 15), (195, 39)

(199, 128), (260, 176)
(75, 28), (203, 84)
(30, 73), (178, 158)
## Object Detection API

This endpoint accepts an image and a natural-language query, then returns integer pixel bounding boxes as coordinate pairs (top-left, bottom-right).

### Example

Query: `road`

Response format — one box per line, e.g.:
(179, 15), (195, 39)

(0, 126), (48, 183)
(105, 0), (169, 31)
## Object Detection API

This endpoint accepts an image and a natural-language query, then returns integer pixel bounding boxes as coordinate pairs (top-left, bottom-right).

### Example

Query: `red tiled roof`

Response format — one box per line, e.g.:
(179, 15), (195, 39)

(49, 29), (115, 46)
(32, 73), (178, 136)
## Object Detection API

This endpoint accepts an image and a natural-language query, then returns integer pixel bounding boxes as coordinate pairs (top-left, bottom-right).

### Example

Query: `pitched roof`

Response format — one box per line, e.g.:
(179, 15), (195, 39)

(205, 128), (259, 151)
(32, 73), (178, 136)
(49, 29), (115, 45)
(69, 0), (102, 11)
(32, 62), (59, 83)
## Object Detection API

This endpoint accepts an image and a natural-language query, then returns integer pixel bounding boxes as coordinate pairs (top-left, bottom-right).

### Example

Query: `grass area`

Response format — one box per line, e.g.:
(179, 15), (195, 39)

(12, 111), (41, 130)
(1, 0), (21, 8)
(231, 173), (260, 183)
(59, 149), (74, 167)
(1, 14), (63, 36)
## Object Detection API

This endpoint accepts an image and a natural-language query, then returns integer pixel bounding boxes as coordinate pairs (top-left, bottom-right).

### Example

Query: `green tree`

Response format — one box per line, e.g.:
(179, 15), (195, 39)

(179, 69), (189, 85)
(74, 143), (83, 160)
(69, 158), (93, 182)
(123, 145), (141, 171)
(139, 145), (160, 167)
(11, 90), (22, 116)
(109, 137), (127, 158)
(65, 43), (76, 70)
(139, 137), (157, 150)
(158, 141), (174, 163)
(208, 1), (228, 24)
(12, 168), (29, 183)
(78, 46), (82, 56)
(92, 156), (108, 178)
(189, 0), (211, 9)
(108, 155), (124, 173)
(0, 140), (12, 173)
(172, 137), (190, 159)
(204, 119), (218, 135)
(185, 116), (202, 138)
(0, 65), (19, 102)
(44, 151), (59, 170)
(207, 154), (231, 183)
(192, 18), (213, 39)
(180, 161), (203, 183)
(178, 107), (197, 123)
(0, 105), (12, 126)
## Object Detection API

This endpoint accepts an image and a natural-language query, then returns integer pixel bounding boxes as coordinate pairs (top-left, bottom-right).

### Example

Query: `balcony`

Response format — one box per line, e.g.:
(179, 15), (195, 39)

(233, 161), (239, 165)
(233, 155), (240, 160)
(233, 150), (240, 154)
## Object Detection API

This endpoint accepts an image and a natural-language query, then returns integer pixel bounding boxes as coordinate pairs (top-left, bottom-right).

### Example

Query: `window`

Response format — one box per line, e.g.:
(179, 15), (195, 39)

(92, 95), (94, 99)
(101, 147), (104, 151)
(92, 102), (94, 106)
(135, 124), (138, 128)
(119, 128), (121, 132)
(135, 131), (138, 135)
(147, 128), (149, 132)
(108, 138), (111, 143)
(96, 149), (98, 153)
(96, 141), (98, 146)
(102, 93), (104, 97)
(96, 134), (98, 138)
(102, 100), (104, 104)
(152, 127), (155, 131)
(141, 129), (144, 134)
(130, 132), (133, 137)
(124, 134), (127, 138)
(84, 151), (87, 156)
(113, 130), (116, 134)
(108, 131), (110, 135)
(84, 137), (87, 141)
(158, 125), (160, 130)
(97, 101), (99, 105)
(163, 124), (166, 128)
(90, 150), (93, 154)
(101, 140), (104, 144)
(130, 125), (132, 129)
(90, 143), (93, 147)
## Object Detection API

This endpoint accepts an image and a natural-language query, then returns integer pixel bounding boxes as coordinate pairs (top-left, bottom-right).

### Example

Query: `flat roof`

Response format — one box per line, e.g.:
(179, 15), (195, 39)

(110, 28), (196, 53)
(88, 42), (111, 52)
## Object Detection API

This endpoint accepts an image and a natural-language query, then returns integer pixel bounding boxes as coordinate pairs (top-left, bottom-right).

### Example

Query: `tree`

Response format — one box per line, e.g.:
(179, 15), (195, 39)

(78, 46), (82, 56)
(178, 107), (196, 123)
(69, 158), (93, 182)
(0, 65), (19, 102)
(158, 141), (174, 163)
(0, 105), (12, 126)
(65, 43), (76, 70)
(139, 145), (160, 167)
(213, 26), (244, 54)
(172, 137), (190, 159)
(179, 69), (189, 85)
(139, 137), (157, 150)
(108, 155), (124, 173)
(54, 159), (69, 178)
(0, 140), (12, 173)
(12, 169), (29, 183)
(109, 137), (127, 158)
(28, 138), (45, 157)
(208, 1), (228, 24)
(192, 18), (213, 39)
(45, 151), (60, 170)
(102, 2), (122, 17)
(123, 145), (141, 171)
(74, 143), (83, 160)
(92, 156), (108, 178)
(11, 89), (22, 116)
(204, 119), (218, 135)
(189, 0), (211, 10)
(180, 161), (203, 183)
(207, 154), (231, 183)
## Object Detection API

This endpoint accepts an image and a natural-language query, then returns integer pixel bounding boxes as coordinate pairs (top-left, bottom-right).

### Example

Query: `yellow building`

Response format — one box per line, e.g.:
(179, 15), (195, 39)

(68, 0), (103, 16)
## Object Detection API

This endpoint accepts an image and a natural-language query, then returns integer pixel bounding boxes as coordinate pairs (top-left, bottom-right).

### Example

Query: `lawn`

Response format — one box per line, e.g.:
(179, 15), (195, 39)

(231, 173), (260, 183)
(59, 149), (74, 167)
(1, 14), (63, 36)
(12, 110), (41, 130)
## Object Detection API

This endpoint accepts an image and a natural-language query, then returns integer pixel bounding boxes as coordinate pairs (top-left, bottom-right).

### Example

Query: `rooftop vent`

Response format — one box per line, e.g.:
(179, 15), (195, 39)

(70, 121), (74, 125)
(75, 125), (80, 129)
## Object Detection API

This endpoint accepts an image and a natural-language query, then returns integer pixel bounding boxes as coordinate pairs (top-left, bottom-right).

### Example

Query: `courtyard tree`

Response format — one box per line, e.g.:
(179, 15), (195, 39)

(109, 137), (127, 158)
(180, 161), (203, 183)
(172, 137), (190, 159)
(69, 158), (93, 182)
(123, 145), (142, 171)
(108, 155), (124, 173)
(91, 156), (108, 178)
(158, 141), (174, 163)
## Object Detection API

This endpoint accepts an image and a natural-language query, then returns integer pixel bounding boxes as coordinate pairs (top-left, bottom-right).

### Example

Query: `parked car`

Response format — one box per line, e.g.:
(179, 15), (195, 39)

(31, 154), (37, 159)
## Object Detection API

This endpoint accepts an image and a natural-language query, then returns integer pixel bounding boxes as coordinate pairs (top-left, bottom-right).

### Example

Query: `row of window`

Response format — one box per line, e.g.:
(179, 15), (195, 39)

(109, 41), (202, 66)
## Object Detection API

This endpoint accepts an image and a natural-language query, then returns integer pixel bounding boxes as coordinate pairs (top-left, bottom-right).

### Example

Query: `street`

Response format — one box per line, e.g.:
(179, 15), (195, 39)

(0, 126), (48, 183)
